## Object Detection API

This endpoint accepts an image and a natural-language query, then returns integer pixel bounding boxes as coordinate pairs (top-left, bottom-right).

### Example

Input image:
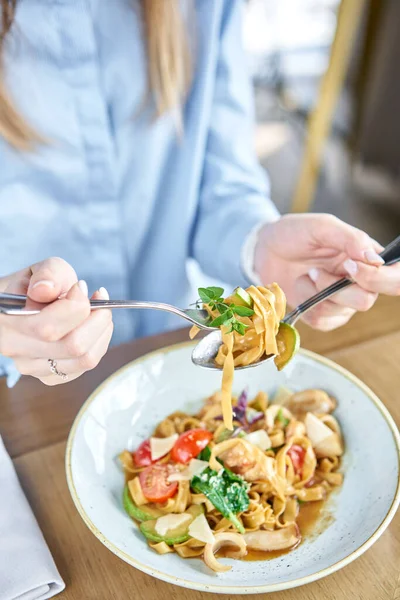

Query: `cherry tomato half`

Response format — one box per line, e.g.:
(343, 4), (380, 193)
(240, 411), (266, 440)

(170, 429), (213, 464)
(133, 439), (153, 467)
(139, 464), (178, 503)
(287, 444), (306, 475)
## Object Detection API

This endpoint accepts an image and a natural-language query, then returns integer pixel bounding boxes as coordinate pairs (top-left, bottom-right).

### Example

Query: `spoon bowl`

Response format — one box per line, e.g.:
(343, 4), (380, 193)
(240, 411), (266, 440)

(191, 329), (275, 370)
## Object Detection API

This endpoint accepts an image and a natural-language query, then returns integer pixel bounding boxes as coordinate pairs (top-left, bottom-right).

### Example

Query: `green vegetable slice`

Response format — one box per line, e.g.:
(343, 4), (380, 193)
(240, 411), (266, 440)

(123, 484), (163, 522)
(274, 322), (300, 371)
(233, 287), (253, 308)
(139, 504), (204, 545)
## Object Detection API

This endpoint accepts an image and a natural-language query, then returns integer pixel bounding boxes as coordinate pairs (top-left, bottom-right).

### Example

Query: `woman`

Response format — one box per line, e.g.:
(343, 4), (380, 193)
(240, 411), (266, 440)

(0, 0), (398, 386)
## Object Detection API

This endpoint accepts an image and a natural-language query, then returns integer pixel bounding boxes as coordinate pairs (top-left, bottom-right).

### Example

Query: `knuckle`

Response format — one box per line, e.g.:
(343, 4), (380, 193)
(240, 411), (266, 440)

(78, 351), (100, 371)
(73, 299), (91, 320)
(357, 293), (376, 312)
(34, 257), (77, 282)
(48, 256), (68, 265)
(35, 322), (59, 342)
(360, 231), (372, 248)
(321, 214), (340, 229)
(65, 332), (87, 357)
(47, 257), (71, 271)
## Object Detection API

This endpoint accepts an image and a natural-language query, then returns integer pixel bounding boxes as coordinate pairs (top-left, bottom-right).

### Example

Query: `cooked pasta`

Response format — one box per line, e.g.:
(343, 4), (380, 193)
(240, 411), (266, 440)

(190, 284), (289, 430)
(120, 387), (344, 573)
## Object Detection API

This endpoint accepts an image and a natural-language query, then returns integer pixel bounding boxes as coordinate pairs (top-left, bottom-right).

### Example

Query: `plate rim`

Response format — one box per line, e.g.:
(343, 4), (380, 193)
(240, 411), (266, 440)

(65, 341), (400, 595)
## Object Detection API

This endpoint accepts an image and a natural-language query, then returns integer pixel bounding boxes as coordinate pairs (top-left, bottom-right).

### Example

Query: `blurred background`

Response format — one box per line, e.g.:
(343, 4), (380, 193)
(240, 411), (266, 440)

(191, 0), (400, 290)
(246, 0), (400, 241)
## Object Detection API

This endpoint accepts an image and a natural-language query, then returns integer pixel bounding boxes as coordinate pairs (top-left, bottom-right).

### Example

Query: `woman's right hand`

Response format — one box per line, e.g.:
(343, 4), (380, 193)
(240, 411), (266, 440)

(0, 257), (113, 385)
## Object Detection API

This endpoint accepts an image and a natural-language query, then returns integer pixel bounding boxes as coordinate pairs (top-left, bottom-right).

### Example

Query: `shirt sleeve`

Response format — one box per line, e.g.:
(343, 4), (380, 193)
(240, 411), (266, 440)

(0, 356), (21, 387)
(191, 0), (280, 287)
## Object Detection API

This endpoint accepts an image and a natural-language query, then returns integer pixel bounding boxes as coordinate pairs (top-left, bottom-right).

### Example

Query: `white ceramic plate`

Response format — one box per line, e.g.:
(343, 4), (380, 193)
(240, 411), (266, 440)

(66, 342), (400, 595)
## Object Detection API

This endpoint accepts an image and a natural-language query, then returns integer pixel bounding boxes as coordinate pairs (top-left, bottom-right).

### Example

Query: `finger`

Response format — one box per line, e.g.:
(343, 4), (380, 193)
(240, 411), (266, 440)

(3, 258), (77, 310)
(59, 287), (112, 358)
(342, 260), (400, 295)
(371, 239), (384, 253)
(1, 266), (33, 295)
(2, 258), (78, 303)
(0, 281), (90, 340)
(311, 215), (385, 266)
(309, 268), (378, 312)
(0, 287), (111, 359)
(15, 322), (114, 383)
(295, 274), (356, 331)
(27, 257), (78, 303)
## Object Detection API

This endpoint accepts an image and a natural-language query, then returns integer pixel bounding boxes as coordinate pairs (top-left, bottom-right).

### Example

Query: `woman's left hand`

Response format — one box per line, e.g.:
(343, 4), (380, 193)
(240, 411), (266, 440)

(254, 214), (400, 331)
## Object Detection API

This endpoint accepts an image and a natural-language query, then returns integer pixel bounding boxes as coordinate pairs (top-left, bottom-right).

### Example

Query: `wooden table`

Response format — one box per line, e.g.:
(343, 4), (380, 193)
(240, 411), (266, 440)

(1, 295), (399, 600)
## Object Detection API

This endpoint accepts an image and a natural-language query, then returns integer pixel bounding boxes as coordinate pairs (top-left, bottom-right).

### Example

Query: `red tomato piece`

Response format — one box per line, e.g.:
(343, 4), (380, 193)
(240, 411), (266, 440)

(133, 439), (153, 467)
(139, 464), (178, 503)
(287, 444), (306, 475)
(170, 429), (213, 464)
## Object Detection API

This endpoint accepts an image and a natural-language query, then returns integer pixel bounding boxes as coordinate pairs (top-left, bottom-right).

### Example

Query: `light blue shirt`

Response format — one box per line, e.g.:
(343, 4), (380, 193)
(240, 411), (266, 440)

(0, 0), (278, 383)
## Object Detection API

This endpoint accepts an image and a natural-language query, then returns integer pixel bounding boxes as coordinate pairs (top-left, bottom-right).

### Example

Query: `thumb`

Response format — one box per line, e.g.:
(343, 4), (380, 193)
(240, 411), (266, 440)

(27, 257), (78, 303)
(315, 216), (384, 265)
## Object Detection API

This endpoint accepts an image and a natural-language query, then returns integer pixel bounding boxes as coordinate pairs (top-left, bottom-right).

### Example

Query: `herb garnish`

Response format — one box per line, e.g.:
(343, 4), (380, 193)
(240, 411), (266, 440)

(198, 286), (254, 335)
(195, 444), (249, 532)
(191, 466), (249, 533)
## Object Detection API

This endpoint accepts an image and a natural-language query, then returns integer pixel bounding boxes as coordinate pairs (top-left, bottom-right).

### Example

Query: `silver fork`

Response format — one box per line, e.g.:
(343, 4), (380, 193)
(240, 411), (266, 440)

(0, 295), (216, 331)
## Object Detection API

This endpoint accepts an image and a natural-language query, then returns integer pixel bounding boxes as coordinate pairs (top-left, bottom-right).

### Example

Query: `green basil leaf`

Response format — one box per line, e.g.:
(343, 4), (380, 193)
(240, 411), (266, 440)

(191, 466), (249, 533)
(232, 306), (255, 317)
(216, 302), (230, 314)
(207, 286), (224, 299)
(232, 321), (248, 336)
(198, 288), (213, 303)
(210, 313), (231, 327)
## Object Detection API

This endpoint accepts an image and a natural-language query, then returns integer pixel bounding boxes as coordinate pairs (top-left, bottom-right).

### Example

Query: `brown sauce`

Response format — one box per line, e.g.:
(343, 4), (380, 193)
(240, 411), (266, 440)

(217, 499), (334, 562)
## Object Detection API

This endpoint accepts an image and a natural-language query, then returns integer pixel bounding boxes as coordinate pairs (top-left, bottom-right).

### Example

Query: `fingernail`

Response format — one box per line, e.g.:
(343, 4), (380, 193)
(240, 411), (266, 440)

(78, 280), (88, 297)
(343, 259), (358, 278)
(31, 280), (55, 290)
(309, 268), (319, 283)
(98, 286), (109, 300)
(363, 249), (385, 265)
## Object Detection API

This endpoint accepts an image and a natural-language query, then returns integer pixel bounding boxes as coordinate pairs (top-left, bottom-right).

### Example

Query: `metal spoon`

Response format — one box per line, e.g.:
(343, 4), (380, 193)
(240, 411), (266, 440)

(192, 235), (400, 370)
(0, 295), (217, 331)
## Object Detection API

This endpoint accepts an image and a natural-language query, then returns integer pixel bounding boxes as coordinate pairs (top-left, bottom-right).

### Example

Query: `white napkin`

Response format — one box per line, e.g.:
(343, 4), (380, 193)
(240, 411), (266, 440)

(0, 437), (65, 600)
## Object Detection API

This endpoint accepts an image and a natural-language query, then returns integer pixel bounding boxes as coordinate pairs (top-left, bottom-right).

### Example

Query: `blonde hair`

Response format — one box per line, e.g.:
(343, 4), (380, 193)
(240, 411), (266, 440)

(0, 0), (192, 150)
